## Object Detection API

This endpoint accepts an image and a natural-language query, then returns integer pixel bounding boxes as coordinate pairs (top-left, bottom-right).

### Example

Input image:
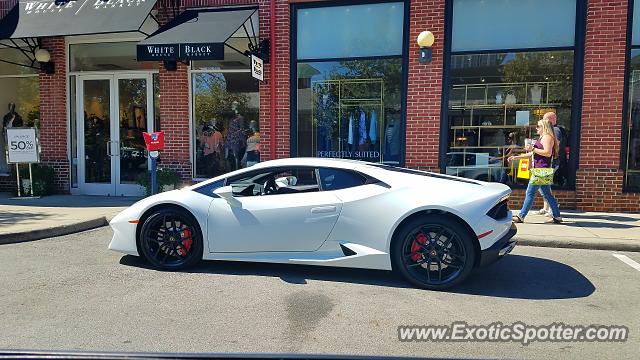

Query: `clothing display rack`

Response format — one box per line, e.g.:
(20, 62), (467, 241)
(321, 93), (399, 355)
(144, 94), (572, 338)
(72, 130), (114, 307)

(311, 78), (385, 161)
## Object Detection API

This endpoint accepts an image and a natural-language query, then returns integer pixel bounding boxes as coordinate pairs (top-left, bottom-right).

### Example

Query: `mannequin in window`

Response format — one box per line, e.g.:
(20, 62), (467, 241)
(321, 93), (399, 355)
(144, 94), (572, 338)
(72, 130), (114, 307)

(224, 101), (247, 171)
(384, 116), (401, 162)
(200, 119), (223, 177)
(243, 120), (260, 167)
(3, 103), (23, 128)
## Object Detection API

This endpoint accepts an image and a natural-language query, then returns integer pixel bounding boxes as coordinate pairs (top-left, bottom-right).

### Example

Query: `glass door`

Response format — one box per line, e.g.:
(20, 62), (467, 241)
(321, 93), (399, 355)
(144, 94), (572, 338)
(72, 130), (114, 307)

(77, 76), (117, 195)
(77, 74), (153, 196)
(115, 74), (153, 196)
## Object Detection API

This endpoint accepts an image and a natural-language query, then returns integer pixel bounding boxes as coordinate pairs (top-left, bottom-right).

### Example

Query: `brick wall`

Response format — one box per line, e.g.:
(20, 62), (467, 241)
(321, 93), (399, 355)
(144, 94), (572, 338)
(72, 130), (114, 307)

(39, 37), (69, 193)
(256, 0), (290, 160)
(158, 62), (192, 183)
(577, 0), (640, 212)
(405, 0), (445, 170)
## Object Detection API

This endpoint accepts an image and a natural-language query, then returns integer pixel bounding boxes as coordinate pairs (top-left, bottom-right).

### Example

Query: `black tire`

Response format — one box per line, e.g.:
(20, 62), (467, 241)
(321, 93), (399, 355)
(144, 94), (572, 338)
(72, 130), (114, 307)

(138, 208), (203, 270)
(391, 215), (476, 290)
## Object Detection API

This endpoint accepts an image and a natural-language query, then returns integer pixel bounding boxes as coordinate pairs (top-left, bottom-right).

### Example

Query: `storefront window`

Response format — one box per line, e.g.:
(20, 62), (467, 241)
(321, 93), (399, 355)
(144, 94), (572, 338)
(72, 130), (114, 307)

(191, 72), (259, 179)
(625, 0), (640, 190)
(0, 48), (40, 175)
(191, 13), (260, 180)
(294, 2), (405, 164)
(446, 0), (578, 187)
(626, 51), (640, 189)
(447, 51), (574, 185)
(296, 59), (403, 164)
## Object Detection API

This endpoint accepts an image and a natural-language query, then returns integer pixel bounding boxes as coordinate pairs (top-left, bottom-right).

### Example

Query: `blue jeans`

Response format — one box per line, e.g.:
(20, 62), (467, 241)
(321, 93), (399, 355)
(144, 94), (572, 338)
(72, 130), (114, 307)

(519, 183), (561, 219)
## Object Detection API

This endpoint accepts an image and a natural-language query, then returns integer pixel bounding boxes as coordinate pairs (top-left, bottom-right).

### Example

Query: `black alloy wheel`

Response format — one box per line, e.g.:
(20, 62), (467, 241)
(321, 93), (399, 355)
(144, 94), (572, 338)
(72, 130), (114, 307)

(139, 208), (203, 270)
(392, 216), (476, 290)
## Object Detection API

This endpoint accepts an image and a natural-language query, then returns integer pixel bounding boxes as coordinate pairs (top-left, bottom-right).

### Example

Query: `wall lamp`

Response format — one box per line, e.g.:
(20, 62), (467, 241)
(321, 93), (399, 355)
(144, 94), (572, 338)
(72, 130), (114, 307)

(417, 30), (435, 64)
(35, 47), (54, 74)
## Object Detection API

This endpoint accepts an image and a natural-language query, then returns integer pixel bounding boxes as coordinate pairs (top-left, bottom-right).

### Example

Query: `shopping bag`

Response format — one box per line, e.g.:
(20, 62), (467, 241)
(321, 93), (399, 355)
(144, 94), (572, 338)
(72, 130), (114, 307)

(516, 158), (530, 179)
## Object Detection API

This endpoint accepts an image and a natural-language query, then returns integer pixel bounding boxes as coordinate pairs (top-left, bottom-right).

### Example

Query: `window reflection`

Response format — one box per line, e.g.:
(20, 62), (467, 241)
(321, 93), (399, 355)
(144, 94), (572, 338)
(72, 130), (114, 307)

(625, 50), (640, 189)
(447, 51), (574, 186)
(0, 76), (40, 174)
(192, 72), (260, 179)
(296, 59), (403, 165)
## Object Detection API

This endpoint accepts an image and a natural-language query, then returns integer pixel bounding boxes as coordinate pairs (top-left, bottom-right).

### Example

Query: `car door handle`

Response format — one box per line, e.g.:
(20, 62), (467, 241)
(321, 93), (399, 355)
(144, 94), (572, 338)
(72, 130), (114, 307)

(311, 206), (337, 214)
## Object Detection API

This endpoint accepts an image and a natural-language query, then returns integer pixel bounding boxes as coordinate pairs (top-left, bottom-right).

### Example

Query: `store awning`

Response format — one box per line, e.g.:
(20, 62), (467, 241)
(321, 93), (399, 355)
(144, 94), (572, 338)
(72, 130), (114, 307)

(0, 0), (159, 39)
(137, 8), (257, 61)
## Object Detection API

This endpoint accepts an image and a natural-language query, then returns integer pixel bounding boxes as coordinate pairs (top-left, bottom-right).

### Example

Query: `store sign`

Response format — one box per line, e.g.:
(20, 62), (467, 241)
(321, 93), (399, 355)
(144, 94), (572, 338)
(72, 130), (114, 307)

(7, 128), (39, 164)
(137, 43), (224, 61)
(22, 0), (148, 15)
(317, 151), (380, 161)
(251, 55), (264, 81)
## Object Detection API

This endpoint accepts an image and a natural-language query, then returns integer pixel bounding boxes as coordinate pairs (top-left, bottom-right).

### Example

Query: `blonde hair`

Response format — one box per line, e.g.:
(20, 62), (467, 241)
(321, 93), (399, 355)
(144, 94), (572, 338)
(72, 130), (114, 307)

(538, 119), (559, 158)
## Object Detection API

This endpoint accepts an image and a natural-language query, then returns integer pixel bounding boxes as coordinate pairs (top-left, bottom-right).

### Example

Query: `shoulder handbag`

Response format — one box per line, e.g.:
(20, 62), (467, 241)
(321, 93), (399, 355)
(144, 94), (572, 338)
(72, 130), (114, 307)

(529, 155), (554, 185)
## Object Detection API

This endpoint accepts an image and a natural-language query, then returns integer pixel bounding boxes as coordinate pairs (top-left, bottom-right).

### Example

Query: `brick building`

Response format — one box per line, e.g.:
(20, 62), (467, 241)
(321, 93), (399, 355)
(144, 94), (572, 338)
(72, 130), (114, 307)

(0, 0), (639, 212)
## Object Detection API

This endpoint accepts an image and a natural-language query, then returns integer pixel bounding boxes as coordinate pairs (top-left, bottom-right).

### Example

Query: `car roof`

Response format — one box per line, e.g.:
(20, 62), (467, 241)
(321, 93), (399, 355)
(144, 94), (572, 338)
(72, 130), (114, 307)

(249, 157), (367, 170)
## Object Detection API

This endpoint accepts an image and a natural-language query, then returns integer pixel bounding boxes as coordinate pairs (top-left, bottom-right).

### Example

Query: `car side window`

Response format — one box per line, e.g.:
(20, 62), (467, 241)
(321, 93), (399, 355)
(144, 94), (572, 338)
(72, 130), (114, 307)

(227, 167), (320, 197)
(318, 168), (366, 191)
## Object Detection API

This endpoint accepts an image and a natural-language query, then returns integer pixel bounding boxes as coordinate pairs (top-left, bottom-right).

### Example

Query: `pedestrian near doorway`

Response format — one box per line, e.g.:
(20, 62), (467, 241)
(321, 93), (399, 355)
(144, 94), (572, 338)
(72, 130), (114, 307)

(509, 119), (563, 224)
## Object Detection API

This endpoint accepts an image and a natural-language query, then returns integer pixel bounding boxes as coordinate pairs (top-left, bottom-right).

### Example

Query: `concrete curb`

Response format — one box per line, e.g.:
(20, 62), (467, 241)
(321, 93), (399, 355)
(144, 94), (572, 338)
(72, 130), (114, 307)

(0, 217), (109, 245)
(516, 235), (640, 252)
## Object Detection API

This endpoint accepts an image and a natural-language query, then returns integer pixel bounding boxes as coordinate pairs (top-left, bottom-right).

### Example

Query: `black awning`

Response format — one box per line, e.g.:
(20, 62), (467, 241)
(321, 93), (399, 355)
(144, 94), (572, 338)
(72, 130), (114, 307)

(137, 8), (256, 61)
(0, 0), (158, 39)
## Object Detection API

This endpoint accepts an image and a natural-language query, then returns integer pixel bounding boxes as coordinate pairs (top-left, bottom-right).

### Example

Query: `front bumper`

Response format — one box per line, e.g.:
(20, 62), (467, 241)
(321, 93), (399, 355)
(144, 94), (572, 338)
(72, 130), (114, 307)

(478, 223), (517, 267)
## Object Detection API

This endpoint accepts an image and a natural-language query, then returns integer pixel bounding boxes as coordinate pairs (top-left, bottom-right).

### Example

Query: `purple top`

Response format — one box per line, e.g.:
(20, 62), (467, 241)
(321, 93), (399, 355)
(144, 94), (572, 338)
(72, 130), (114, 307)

(533, 138), (552, 168)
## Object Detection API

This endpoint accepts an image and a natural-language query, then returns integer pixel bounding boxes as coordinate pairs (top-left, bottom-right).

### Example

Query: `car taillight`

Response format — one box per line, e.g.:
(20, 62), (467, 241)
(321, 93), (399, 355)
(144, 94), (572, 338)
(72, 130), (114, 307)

(487, 197), (509, 220)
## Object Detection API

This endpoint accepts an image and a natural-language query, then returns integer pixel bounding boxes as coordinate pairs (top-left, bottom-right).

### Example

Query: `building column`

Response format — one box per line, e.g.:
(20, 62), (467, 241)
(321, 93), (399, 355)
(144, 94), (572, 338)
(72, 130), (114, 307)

(39, 36), (69, 193)
(258, 0), (290, 161)
(577, 0), (637, 211)
(405, 0), (445, 171)
(158, 62), (192, 183)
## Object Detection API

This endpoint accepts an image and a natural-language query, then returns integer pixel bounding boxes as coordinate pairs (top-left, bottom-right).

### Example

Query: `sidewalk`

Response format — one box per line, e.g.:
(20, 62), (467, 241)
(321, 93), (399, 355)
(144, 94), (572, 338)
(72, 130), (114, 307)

(513, 211), (640, 252)
(0, 193), (137, 244)
(1, 193), (639, 252)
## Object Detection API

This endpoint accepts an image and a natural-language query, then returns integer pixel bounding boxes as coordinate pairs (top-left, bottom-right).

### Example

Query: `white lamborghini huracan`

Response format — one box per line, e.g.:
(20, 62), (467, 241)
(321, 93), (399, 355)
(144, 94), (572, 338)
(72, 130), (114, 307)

(109, 158), (517, 290)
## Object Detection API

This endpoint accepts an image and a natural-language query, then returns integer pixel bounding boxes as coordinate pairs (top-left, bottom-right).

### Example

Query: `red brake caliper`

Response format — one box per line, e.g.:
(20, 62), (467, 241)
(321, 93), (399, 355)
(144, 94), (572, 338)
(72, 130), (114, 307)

(178, 229), (193, 257)
(410, 233), (428, 262)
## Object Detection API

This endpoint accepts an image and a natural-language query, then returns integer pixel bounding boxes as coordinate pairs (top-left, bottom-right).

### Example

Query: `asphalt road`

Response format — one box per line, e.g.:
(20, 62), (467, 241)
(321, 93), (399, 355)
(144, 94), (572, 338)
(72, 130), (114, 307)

(0, 227), (638, 359)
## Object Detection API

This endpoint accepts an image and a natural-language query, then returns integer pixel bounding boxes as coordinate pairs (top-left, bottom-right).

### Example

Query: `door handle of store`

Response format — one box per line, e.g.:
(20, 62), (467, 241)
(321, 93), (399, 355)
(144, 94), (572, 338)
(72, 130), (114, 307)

(106, 142), (112, 157)
(311, 206), (337, 214)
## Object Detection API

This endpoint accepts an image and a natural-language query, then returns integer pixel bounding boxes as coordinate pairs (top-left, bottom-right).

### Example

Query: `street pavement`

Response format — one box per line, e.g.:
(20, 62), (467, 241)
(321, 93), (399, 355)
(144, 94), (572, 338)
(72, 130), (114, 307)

(0, 227), (638, 359)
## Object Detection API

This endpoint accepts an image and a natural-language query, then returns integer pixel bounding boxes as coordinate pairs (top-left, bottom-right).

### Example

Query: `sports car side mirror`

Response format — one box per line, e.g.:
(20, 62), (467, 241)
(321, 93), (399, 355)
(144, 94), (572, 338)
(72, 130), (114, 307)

(214, 186), (242, 207)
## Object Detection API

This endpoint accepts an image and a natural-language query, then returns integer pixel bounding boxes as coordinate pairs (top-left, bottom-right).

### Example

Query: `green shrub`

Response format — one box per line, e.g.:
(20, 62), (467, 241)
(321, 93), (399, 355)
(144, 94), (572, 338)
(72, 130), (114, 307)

(136, 168), (181, 197)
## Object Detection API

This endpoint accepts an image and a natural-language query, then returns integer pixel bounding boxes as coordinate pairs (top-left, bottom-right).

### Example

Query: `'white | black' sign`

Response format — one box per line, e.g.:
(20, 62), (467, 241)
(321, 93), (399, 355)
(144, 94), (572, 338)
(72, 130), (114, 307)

(137, 43), (224, 61)
(22, 0), (146, 15)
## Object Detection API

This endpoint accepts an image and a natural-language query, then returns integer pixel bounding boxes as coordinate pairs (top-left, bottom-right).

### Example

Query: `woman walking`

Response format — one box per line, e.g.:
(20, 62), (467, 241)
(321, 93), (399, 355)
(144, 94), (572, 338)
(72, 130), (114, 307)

(509, 119), (563, 224)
